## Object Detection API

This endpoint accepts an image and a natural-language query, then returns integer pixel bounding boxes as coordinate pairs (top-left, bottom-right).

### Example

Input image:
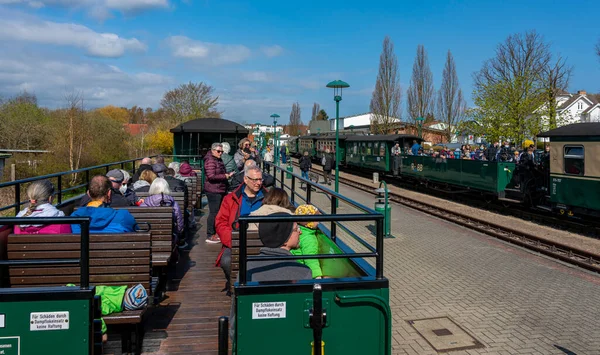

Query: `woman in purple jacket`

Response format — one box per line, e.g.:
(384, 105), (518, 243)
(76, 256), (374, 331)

(141, 178), (184, 245)
(204, 143), (234, 244)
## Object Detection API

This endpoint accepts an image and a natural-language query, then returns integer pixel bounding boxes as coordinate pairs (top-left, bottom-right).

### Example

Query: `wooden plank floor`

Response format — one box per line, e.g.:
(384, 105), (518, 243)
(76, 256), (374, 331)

(106, 209), (231, 354)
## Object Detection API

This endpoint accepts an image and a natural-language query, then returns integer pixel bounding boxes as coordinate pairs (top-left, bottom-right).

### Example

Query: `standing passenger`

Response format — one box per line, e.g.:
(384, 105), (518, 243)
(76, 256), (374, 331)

(299, 151), (312, 182)
(322, 149), (334, 185)
(234, 139), (251, 171)
(204, 143), (234, 244)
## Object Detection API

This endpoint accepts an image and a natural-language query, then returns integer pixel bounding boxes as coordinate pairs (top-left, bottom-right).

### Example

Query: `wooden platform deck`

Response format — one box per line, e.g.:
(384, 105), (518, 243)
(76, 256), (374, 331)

(105, 209), (230, 355)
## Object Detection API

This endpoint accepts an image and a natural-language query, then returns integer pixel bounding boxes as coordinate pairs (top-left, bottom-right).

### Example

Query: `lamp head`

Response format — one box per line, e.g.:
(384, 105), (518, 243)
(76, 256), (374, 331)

(326, 80), (350, 101)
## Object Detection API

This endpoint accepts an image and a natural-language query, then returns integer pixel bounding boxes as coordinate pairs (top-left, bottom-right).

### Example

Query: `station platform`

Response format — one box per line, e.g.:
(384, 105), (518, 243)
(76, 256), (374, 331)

(108, 165), (600, 354)
(279, 164), (600, 355)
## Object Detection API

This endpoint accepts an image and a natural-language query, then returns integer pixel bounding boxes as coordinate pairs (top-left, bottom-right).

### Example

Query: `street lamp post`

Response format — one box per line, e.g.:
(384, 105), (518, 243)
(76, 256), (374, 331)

(254, 123), (260, 149)
(416, 116), (425, 139)
(270, 113), (280, 165)
(326, 80), (350, 201)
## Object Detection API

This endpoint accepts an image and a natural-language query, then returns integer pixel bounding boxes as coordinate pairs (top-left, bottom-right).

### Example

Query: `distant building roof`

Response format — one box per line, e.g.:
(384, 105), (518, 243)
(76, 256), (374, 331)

(538, 123), (600, 137)
(123, 124), (149, 135)
(170, 118), (249, 134)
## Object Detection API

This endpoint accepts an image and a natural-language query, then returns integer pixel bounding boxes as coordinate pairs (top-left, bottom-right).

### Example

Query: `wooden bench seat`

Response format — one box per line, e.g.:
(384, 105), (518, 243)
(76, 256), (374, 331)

(7, 232), (152, 354)
(230, 230), (263, 283)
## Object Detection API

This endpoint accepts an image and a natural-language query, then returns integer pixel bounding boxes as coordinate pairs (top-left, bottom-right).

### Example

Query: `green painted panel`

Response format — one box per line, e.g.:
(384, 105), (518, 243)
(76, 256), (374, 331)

(0, 298), (92, 355)
(400, 156), (515, 193)
(550, 175), (600, 210)
(236, 288), (389, 355)
(317, 234), (364, 278)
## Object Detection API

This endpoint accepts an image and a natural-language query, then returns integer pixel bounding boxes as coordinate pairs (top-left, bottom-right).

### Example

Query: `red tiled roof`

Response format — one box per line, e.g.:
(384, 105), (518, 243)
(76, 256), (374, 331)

(123, 124), (149, 135)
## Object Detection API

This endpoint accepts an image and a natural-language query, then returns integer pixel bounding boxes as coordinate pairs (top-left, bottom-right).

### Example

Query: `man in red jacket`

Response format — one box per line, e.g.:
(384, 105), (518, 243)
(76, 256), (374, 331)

(215, 165), (266, 294)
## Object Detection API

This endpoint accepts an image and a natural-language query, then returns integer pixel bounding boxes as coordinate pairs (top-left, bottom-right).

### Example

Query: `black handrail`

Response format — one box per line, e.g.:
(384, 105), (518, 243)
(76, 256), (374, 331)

(0, 217), (91, 288)
(0, 155), (157, 215)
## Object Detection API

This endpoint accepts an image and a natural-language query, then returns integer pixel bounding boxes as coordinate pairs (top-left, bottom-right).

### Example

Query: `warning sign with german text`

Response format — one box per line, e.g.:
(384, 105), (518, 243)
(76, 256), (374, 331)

(252, 302), (286, 319)
(30, 311), (69, 331)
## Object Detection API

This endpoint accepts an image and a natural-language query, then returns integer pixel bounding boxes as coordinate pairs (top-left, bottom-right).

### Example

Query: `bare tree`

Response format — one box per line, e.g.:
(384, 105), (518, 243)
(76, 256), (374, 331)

(63, 91), (87, 185)
(288, 102), (303, 136)
(437, 50), (466, 141)
(407, 45), (435, 123)
(311, 103), (320, 121)
(160, 82), (220, 125)
(370, 36), (402, 134)
(540, 55), (572, 130)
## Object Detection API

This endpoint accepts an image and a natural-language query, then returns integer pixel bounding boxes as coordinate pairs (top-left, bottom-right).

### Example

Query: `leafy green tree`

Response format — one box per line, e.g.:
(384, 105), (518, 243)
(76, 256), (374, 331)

(0, 93), (49, 150)
(316, 109), (329, 121)
(473, 31), (570, 144)
(160, 82), (220, 125)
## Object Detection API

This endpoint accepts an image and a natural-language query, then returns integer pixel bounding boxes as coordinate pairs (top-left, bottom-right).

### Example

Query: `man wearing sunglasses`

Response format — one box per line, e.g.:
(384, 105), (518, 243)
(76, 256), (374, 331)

(215, 164), (267, 294)
(205, 143), (235, 244)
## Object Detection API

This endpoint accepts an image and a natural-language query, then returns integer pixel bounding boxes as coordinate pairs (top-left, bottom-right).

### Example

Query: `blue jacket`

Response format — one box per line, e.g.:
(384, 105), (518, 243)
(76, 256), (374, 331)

(411, 143), (421, 156)
(71, 207), (137, 234)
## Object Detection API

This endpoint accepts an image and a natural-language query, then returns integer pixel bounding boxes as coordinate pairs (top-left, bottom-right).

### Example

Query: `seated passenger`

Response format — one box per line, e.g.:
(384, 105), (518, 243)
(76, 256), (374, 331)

(15, 180), (71, 234)
(131, 157), (153, 184)
(119, 169), (141, 206)
(80, 169), (134, 207)
(140, 178), (184, 242)
(248, 212), (312, 281)
(132, 170), (157, 193)
(178, 161), (196, 178)
(152, 156), (168, 178)
(248, 188), (294, 230)
(71, 175), (137, 234)
(293, 204), (325, 279)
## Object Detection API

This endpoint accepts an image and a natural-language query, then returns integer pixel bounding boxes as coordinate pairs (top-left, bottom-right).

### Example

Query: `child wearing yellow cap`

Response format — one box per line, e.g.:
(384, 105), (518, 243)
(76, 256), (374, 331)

(292, 204), (324, 279)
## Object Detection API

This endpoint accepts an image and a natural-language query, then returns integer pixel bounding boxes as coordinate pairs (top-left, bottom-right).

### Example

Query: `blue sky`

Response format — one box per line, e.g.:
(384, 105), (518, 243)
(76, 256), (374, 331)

(0, 0), (598, 125)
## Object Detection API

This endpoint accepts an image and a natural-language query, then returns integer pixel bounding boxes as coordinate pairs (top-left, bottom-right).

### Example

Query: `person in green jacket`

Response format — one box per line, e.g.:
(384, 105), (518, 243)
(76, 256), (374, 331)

(292, 204), (324, 279)
(68, 283), (148, 342)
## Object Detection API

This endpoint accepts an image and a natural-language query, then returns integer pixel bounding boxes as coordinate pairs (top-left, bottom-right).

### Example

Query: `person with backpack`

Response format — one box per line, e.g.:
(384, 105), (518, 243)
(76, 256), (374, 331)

(322, 149), (334, 185)
(299, 151), (312, 185)
(140, 178), (185, 247)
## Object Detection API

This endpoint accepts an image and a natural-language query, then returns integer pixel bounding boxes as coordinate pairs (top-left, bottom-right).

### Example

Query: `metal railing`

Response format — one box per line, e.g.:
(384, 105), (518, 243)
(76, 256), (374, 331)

(0, 156), (157, 215)
(0, 217), (91, 288)
(242, 162), (385, 284)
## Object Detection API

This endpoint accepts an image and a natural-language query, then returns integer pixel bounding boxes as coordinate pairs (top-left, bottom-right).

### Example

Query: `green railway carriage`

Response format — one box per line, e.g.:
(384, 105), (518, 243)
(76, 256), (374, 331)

(288, 136), (300, 157)
(298, 135), (319, 157)
(345, 135), (420, 171)
(538, 123), (600, 217)
(399, 156), (515, 195)
(315, 134), (349, 164)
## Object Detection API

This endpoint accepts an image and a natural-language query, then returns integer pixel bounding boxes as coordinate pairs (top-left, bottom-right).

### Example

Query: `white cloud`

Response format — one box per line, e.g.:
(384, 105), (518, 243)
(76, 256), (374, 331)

(260, 45), (283, 58)
(0, 51), (174, 108)
(1, 0), (171, 19)
(240, 71), (273, 83)
(166, 36), (251, 65)
(0, 18), (147, 58)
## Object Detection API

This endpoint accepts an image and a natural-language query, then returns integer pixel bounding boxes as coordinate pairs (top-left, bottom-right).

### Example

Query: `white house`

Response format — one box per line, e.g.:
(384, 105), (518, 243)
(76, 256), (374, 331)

(540, 90), (600, 126)
(244, 123), (284, 135)
(329, 112), (401, 130)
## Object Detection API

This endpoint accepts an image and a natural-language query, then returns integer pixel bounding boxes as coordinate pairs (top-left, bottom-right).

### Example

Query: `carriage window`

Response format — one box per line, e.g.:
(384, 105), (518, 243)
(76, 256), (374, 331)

(564, 145), (584, 176)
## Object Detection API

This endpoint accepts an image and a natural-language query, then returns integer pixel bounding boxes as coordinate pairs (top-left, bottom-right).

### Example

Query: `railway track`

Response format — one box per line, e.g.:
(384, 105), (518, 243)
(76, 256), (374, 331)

(289, 160), (600, 273)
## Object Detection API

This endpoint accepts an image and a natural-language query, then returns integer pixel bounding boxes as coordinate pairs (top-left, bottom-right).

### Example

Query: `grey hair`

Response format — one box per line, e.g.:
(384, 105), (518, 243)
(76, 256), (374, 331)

(120, 169), (131, 184)
(168, 162), (180, 174)
(244, 164), (261, 177)
(211, 142), (223, 150)
(148, 178), (171, 195)
(24, 180), (55, 216)
(221, 142), (231, 154)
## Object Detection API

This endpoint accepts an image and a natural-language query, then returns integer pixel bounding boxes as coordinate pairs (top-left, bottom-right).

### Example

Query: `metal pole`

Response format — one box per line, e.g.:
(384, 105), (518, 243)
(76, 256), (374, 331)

(335, 98), (340, 200)
(331, 196), (337, 242)
(57, 175), (62, 204)
(14, 183), (20, 216)
(80, 219), (90, 289)
(239, 220), (247, 286)
(290, 175), (296, 205)
(218, 316), (229, 355)
(375, 218), (384, 279)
